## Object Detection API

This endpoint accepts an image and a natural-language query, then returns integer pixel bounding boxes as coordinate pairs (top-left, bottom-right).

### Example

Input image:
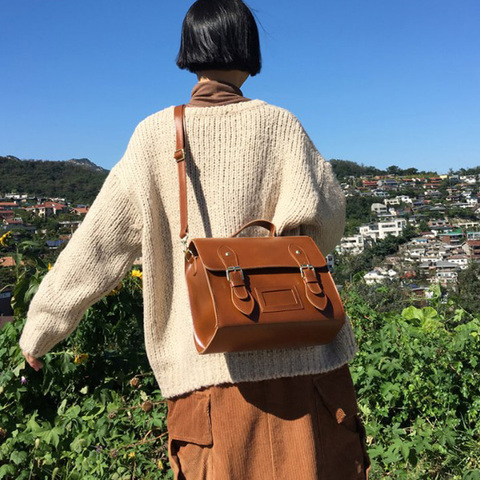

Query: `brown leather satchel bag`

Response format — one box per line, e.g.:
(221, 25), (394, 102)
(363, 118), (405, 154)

(174, 105), (346, 354)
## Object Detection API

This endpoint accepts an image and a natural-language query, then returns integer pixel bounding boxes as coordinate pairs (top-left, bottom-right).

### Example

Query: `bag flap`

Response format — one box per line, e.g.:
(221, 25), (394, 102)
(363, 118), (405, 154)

(190, 235), (327, 271)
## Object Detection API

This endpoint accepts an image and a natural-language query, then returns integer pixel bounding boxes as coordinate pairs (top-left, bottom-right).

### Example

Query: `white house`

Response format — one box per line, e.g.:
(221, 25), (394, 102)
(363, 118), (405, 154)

(359, 219), (407, 240)
(384, 196), (413, 206)
(371, 203), (388, 215)
(337, 235), (366, 255)
(447, 255), (469, 269)
(364, 268), (398, 285)
(467, 231), (480, 241)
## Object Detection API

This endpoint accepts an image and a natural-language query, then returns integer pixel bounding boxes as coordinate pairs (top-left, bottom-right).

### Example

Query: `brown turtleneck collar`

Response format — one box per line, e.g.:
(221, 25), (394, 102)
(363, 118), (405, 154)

(186, 79), (251, 107)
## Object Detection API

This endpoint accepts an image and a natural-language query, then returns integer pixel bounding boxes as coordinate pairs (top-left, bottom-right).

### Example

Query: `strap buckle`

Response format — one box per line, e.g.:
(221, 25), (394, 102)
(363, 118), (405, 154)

(226, 266), (244, 282)
(174, 148), (185, 162)
(299, 264), (315, 279)
(180, 234), (194, 261)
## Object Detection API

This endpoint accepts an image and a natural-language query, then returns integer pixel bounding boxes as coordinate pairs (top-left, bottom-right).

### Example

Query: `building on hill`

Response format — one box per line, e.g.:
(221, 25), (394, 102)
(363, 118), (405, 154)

(465, 196), (479, 207)
(70, 206), (90, 216)
(428, 219), (450, 228)
(0, 210), (14, 221)
(439, 230), (465, 246)
(46, 239), (68, 249)
(459, 175), (478, 184)
(0, 257), (18, 267)
(384, 195), (413, 206)
(0, 202), (20, 209)
(2, 219), (29, 230)
(58, 220), (82, 234)
(359, 219), (407, 240)
(377, 179), (399, 190)
(363, 268), (398, 285)
(2, 193), (28, 201)
(448, 255), (469, 269)
(418, 260), (461, 285)
(337, 235), (366, 255)
(466, 231), (480, 241)
(463, 240), (480, 259)
(25, 201), (67, 217)
(362, 180), (377, 190)
(371, 203), (388, 216)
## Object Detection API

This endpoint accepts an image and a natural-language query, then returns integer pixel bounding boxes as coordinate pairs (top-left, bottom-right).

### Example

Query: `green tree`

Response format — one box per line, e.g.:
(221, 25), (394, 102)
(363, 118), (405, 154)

(455, 261), (480, 314)
(386, 165), (401, 176)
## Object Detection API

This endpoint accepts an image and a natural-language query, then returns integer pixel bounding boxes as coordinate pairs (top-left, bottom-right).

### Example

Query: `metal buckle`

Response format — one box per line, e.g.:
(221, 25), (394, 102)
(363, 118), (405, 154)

(174, 148), (185, 162)
(180, 234), (194, 261)
(226, 266), (244, 282)
(180, 234), (189, 251)
(299, 264), (315, 279)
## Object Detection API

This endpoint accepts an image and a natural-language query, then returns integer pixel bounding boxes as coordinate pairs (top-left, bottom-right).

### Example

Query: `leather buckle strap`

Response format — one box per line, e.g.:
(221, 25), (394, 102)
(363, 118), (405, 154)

(217, 245), (254, 316)
(300, 264), (315, 279)
(226, 266), (244, 282)
(288, 243), (328, 311)
(174, 148), (185, 162)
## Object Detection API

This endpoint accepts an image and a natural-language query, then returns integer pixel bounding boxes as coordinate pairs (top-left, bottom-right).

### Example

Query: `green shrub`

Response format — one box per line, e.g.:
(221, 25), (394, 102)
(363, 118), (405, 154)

(0, 257), (171, 479)
(2, 239), (480, 478)
(345, 282), (480, 479)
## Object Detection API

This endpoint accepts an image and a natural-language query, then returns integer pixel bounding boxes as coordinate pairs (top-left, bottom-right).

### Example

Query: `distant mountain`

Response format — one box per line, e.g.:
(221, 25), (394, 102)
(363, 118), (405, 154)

(66, 158), (107, 173)
(0, 156), (109, 205)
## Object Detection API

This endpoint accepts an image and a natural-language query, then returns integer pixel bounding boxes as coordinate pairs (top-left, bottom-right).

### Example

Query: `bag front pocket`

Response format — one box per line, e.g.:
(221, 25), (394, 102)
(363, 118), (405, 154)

(313, 364), (371, 479)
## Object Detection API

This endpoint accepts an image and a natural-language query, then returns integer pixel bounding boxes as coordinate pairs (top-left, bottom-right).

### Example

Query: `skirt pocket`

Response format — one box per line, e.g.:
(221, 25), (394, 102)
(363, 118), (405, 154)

(313, 364), (371, 480)
(167, 390), (213, 480)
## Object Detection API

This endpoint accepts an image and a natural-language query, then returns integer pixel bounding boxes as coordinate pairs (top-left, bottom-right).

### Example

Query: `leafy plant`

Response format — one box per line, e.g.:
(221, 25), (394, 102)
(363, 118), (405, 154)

(0, 247), (171, 479)
(2, 239), (480, 478)
(345, 281), (480, 479)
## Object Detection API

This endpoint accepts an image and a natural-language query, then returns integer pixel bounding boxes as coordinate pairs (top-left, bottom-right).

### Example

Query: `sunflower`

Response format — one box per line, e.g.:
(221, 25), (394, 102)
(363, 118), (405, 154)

(0, 231), (12, 247)
(131, 269), (143, 279)
(74, 353), (89, 364)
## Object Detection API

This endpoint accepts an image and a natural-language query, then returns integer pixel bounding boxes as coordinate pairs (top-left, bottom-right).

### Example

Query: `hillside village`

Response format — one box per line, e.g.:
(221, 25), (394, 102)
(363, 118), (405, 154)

(0, 193), (96, 316)
(1, 167), (480, 316)
(337, 172), (480, 288)
(0, 194), (88, 238)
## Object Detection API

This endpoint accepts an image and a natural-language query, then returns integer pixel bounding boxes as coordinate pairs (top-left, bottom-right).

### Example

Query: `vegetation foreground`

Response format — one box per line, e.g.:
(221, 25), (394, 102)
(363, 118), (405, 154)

(1, 243), (480, 479)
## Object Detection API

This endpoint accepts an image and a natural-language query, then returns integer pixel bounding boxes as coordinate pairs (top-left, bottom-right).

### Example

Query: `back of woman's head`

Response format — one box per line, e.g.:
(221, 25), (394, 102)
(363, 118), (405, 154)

(176, 0), (261, 76)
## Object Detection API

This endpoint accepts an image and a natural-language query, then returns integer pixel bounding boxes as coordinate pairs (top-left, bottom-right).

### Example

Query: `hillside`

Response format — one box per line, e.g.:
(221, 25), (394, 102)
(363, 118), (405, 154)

(0, 156), (108, 204)
(329, 159), (480, 181)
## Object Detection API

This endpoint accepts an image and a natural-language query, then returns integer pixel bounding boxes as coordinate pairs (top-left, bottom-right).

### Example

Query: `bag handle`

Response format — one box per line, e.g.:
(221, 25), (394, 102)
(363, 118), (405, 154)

(174, 105), (278, 241)
(230, 219), (277, 238)
(174, 105), (189, 240)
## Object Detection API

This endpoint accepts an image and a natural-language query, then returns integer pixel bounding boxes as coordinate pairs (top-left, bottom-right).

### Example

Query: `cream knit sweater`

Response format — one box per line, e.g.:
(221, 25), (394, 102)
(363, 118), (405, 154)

(19, 99), (357, 398)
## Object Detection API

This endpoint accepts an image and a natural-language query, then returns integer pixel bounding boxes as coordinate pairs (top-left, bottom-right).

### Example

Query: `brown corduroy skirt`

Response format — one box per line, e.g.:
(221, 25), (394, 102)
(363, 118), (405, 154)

(166, 363), (371, 480)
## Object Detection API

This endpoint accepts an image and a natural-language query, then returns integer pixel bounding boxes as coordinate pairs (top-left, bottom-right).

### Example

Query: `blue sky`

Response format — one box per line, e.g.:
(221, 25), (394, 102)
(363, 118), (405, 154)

(1, 0), (479, 172)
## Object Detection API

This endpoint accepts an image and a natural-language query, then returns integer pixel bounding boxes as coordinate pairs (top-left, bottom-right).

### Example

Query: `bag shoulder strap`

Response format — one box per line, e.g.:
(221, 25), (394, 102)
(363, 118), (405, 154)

(173, 104), (278, 242)
(174, 104), (188, 240)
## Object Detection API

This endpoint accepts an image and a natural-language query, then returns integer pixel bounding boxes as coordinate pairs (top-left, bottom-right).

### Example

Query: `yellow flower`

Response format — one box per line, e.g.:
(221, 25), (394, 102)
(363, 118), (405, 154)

(107, 281), (123, 296)
(74, 353), (89, 364)
(128, 451), (136, 459)
(0, 231), (12, 247)
(48, 263), (52, 270)
(131, 269), (143, 279)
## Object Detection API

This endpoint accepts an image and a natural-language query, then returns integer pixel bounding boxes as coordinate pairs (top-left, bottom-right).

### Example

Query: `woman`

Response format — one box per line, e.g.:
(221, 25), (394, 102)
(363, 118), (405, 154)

(20, 0), (370, 478)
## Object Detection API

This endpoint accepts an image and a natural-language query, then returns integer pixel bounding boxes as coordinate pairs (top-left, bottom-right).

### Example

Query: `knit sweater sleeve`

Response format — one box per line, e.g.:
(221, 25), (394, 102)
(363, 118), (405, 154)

(18, 162), (143, 359)
(273, 113), (346, 255)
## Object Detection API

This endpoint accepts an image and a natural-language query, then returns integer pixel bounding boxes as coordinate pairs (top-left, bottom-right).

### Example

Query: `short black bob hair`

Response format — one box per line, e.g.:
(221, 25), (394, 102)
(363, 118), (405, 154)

(176, 0), (261, 76)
